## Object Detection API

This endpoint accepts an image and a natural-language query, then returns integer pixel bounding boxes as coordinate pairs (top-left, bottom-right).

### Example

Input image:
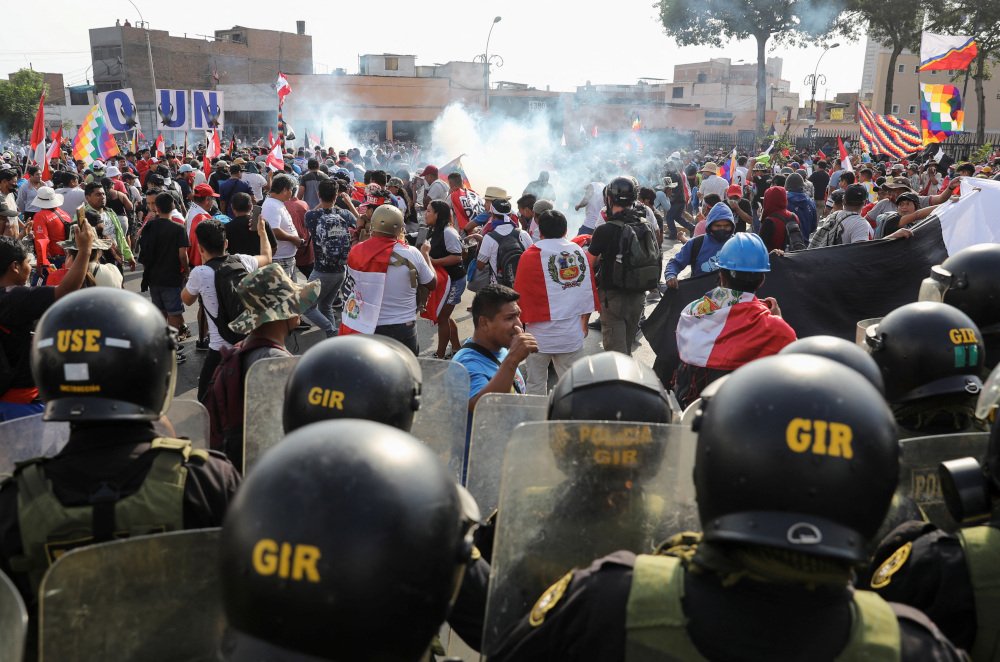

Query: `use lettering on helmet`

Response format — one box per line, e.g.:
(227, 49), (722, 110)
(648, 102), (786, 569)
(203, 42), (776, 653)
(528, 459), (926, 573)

(251, 539), (321, 582)
(55, 329), (102, 353)
(307, 387), (345, 410)
(785, 418), (854, 459)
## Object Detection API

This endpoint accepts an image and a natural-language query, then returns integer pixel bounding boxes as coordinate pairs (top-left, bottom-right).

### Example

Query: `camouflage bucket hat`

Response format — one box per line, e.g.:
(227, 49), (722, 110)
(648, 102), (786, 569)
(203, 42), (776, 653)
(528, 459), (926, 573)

(228, 263), (321, 336)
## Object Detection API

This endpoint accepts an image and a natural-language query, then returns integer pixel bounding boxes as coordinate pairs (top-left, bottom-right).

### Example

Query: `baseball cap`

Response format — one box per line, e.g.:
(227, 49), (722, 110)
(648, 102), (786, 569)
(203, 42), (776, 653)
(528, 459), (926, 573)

(418, 165), (438, 177)
(178, 164), (194, 173)
(845, 184), (868, 206)
(193, 183), (220, 198)
(726, 184), (743, 199)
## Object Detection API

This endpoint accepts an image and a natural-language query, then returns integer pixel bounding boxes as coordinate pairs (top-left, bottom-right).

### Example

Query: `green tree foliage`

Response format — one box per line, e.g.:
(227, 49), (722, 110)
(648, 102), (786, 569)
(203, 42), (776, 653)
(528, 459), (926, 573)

(657, 0), (844, 134)
(0, 69), (45, 139)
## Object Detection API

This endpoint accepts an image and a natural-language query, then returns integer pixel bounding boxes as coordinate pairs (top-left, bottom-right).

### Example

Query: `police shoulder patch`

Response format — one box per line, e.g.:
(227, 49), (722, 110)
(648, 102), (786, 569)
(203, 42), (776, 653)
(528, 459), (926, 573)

(529, 571), (573, 627)
(871, 541), (912, 589)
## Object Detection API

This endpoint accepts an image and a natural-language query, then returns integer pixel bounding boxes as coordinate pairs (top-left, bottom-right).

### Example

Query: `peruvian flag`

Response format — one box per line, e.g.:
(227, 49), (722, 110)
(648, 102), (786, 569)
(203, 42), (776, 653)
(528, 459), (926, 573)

(421, 266), (452, 324)
(29, 92), (46, 167)
(265, 130), (284, 171)
(838, 136), (853, 172)
(681, 170), (692, 205)
(276, 73), (292, 107)
(512, 239), (598, 324)
(676, 290), (796, 370)
(340, 236), (398, 335)
(154, 134), (165, 157)
(41, 128), (61, 182)
(816, 149), (827, 161)
(203, 129), (221, 177)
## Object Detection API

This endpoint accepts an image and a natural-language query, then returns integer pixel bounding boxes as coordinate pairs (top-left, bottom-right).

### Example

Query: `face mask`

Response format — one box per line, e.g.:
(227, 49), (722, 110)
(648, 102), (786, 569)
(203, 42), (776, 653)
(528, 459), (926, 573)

(710, 228), (733, 243)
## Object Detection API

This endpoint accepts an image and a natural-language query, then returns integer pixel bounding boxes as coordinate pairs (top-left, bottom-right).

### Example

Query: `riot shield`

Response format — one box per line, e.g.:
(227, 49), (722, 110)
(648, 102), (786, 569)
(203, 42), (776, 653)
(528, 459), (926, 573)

(242, 356), (299, 474)
(466, 393), (548, 511)
(976, 362), (1000, 420)
(482, 421), (700, 654)
(0, 570), (27, 662)
(412, 358), (470, 480)
(39, 529), (225, 662)
(856, 317), (881, 348)
(680, 398), (701, 425)
(898, 433), (990, 531)
(0, 399), (210, 479)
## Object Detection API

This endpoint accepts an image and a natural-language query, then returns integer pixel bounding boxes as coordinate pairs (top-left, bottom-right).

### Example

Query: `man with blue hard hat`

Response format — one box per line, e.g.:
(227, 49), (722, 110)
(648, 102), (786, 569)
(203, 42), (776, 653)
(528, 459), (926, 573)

(672, 232), (797, 406)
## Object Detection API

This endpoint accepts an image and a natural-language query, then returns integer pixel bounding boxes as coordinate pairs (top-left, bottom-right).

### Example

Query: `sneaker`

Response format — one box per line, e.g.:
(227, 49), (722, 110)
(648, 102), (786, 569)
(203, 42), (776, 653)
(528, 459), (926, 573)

(588, 319), (602, 330)
(176, 325), (192, 341)
(176, 352), (187, 365)
(195, 338), (209, 352)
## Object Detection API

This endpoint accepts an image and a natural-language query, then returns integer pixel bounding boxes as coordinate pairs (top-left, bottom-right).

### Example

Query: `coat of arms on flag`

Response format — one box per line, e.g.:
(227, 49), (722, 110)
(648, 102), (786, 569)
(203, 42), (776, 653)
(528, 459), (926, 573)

(920, 84), (964, 144)
(546, 251), (587, 289)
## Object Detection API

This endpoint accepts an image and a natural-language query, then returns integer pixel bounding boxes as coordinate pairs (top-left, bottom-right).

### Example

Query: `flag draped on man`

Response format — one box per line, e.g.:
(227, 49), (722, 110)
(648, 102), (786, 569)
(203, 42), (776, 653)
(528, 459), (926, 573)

(513, 240), (598, 324)
(920, 83), (964, 144)
(919, 32), (978, 72)
(439, 155), (472, 189)
(29, 93), (46, 167)
(857, 103), (922, 159)
(72, 104), (119, 164)
(340, 236), (399, 335)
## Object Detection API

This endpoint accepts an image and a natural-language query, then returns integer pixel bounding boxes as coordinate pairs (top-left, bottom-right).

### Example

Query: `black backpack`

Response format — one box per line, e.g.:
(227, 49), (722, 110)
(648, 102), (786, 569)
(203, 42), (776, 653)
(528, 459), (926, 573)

(608, 215), (661, 292)
(202, 255), (250, 346)
(489, 228), (526, 287)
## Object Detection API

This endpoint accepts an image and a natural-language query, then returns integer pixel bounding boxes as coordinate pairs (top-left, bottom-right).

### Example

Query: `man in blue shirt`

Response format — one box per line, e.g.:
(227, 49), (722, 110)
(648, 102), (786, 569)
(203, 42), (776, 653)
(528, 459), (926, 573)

(663, 202), (735, 289)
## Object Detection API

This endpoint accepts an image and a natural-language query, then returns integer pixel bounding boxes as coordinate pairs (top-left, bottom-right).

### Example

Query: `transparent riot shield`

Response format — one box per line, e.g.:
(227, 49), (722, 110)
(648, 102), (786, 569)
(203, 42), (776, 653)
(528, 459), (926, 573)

(0, 569), (27, 662)
(0, 399), (210, 479)
(680, 398), (701, 425)
(857, 318), (881, 348)
(466, 394), (548, 512)
(412, 358), (470, 480)
(898, 433), (990, 531)
(482, 421), (700, 655)
(976, 363), (1000, 420)
(242, 356), (299, 474)
(39, 529), (224, 662)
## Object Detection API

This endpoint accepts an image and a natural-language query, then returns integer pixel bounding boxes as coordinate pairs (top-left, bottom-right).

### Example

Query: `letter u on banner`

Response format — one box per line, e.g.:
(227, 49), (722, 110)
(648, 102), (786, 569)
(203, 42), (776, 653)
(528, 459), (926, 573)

(156, 89), (189, 131)
(192, 90), (224, 130)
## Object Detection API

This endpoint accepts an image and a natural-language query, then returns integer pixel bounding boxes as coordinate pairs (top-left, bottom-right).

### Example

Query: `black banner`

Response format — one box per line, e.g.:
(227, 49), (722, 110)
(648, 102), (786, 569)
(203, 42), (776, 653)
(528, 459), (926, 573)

(646, 220), (949, 386)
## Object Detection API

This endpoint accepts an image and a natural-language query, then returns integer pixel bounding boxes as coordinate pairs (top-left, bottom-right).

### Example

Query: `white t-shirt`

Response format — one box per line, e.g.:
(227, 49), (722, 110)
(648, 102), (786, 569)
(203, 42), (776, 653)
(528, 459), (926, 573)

(262, 196), (299, 259)
(185, 202), (209, 236)
(699, 174), (729, 200)
(426, 179), (449, 202)
(379, 243), (436, 325)
(478, 224), (533, 275)
(526, 317), (585, 354)
(733, 166), (748, 188)
(184, 254), (260, 350)
(92, 262), (123, 288)
(242, 172), (267, 201)
(442, 225), (463, 254)
(583, 182), (604, 228)
(57, 187), (86, 216)
(192, 170), (207, 187)
(840, 213), (873, 243)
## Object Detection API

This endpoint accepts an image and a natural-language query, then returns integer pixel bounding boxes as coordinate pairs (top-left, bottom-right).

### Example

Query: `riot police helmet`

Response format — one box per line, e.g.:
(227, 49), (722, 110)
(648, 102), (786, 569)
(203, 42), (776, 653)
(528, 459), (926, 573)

(221, 420), (479, 661)
(32, 288), (178, 422)
(283, 335), (421, 433)
(694, 355), (899, 564)
(779, 335), (885, 393)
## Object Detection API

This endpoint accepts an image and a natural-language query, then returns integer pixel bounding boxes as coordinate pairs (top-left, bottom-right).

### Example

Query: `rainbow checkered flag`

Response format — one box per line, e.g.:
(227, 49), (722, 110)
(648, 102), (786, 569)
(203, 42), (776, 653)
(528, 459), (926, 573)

(920, 83), (964, 145)
(72, 104), (120, 164)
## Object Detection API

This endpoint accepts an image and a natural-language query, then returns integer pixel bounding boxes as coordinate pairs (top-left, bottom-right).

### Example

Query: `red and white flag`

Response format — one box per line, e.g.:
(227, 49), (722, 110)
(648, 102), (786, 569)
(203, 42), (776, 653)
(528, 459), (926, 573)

(421, 265), (452, 325)
(838, 137), (853, 172)
(41, 128), (61, 182)
(513, 239), (598, 324)
(29, 92), (46, 167)
(276, 73), (292, 107)
(676, 288), (796, 370)
(340, 236), (399, 335)
(203, 129), (221, 177)
(154, 134), (165, 157)
(265, 130), (284, 171)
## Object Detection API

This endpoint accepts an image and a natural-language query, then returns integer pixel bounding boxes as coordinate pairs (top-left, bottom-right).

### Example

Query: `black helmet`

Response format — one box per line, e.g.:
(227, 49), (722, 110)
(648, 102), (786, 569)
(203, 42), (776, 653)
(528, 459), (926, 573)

(605, 176), (638, 206)
(282, 335), (421, 433)
(548, 353), (671, 480)
(779, 335), (885, 393)
(865, 302), (983, 404)
(694, 355), (899, 564)
(549, 352), (671, 423)
(32, 288), (177, 422)
(221, 420), (479, 661)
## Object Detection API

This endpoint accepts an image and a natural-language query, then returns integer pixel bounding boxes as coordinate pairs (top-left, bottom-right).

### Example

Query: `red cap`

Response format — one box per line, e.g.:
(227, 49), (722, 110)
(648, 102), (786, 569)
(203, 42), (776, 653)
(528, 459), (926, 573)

(418, 165), (438, 177)
(726, 184), (743, 199)
(193, 183), (220, 198)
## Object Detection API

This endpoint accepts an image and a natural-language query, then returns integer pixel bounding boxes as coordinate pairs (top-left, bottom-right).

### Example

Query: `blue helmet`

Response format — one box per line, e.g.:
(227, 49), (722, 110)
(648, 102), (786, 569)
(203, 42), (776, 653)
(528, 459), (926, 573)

(715, 232), (770, 273)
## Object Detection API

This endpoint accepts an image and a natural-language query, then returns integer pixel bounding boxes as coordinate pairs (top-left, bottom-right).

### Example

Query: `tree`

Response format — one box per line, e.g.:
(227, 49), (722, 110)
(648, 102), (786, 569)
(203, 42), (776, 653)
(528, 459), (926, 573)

(841, 1), (924, 115)
(657, 0), (843, 135)
(0, 68), (45, 139)
(932, 1), (1000, 143)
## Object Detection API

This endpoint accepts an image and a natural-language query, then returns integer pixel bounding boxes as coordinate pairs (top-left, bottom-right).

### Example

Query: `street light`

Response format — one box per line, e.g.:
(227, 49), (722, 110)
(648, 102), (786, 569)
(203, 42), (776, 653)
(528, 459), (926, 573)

(475, 16), (502, 111)
(127, 0), (157, 135)
(804, 43), (839, 149)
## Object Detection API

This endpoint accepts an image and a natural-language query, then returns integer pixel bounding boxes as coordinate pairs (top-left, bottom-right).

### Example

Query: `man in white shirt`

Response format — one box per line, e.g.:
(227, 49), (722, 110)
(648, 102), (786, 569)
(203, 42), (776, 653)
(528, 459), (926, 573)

(419, 165), (449, 207)
(261, 174), (303, 277)
(237, 160), (268, 204)
(733, 156), (749, 188)
(574, 180), (605, 234)
(477, 199), (533, 286)
(808, 184), (872, 247)
(55, 172), (86, 216)
(698, 161), (729, 200)
(180, 215), (272, 400)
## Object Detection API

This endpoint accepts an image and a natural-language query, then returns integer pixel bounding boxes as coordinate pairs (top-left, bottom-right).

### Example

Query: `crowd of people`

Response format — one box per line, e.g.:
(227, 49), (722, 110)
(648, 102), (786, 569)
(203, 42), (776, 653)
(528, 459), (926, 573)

(0, 130), (999, 661)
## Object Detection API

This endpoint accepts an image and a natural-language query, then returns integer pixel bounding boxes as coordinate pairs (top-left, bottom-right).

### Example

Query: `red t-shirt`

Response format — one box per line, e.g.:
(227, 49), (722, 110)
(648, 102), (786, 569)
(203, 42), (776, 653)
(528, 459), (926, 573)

(33, 208), (70, 265)
(187, 212), (212, 267)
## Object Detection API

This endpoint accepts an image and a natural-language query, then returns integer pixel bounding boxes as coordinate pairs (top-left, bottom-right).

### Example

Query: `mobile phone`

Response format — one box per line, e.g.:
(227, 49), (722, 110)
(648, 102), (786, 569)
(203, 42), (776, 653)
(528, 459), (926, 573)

(251, 205), (262, 225)
(415, 226), (429, 247)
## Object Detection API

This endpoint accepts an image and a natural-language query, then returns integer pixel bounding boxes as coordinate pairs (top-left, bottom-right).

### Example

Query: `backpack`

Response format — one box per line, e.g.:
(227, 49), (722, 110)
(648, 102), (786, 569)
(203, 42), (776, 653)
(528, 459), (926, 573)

(608, 215), (661, 292)
(764, 212), (807, 252)
(201, 255), (250, 346)
(203, 336), (285, 462)
(809, 210), (859, 248)
(489, 228), (526, 287)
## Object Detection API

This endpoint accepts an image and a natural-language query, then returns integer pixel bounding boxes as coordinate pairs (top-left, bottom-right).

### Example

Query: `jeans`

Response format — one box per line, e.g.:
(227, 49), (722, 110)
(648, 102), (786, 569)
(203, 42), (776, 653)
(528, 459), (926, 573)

(274, 256), (296, 280)
(375, 321), (419, 355)
(665, 204), (694, 238)
(303, 268), (346, 337)
(599, 289), (646, 356)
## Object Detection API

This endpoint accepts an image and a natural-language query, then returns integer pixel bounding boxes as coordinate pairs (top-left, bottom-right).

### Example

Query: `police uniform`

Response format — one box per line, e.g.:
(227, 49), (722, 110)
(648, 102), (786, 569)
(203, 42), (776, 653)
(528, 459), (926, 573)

(490, 549), (966, 661)
(871, 520), (999, 659)
(0, 422), (239, 604)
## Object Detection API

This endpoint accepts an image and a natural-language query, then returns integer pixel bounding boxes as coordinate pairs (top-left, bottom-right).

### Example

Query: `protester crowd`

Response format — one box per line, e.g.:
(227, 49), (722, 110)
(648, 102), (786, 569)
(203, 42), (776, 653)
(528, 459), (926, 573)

(0, 129), (999, 661)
